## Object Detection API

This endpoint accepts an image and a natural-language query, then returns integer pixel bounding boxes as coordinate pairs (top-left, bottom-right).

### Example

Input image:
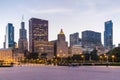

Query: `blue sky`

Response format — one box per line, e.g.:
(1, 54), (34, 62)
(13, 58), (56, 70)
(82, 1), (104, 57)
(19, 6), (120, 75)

(0, 0), (120, 48)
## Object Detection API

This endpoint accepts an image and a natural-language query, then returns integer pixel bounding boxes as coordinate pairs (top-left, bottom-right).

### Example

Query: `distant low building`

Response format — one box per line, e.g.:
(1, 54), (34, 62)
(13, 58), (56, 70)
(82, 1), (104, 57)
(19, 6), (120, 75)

(12, 48), (25, 63)
(70, 45), (82, 56)
(96, 45), (105, 55)
(0, 48), (25, 64)
(33, 41), (54, 59)
(0, 49), (13, 63)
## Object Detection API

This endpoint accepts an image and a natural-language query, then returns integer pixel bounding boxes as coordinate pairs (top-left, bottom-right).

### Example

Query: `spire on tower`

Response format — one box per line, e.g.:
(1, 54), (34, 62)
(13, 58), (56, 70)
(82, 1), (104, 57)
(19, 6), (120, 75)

(22, 15), (24, 22)
(59, 29), (64, 34)
(21, 15), (25, 29)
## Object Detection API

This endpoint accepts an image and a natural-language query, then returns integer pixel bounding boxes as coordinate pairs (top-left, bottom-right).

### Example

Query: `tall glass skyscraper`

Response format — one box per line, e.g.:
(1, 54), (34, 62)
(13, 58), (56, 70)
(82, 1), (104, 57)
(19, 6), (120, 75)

(4, 23), (14, 49)
(104, 20), (113, 49)
(18, 19), (28, 51)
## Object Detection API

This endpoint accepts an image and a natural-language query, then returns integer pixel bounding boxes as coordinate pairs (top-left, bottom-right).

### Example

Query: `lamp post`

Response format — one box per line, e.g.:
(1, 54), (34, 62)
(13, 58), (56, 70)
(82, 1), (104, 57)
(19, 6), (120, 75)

(57, 50), (63, 63)
(104, 54), (108, 63)
(89, 54), (91, 62)
(81, 55), (85, 63)
(60, 50), (63, 63)
(99, 56), (103, 63)
(57, 54), (60, 62)
(111, 55), (115, 63)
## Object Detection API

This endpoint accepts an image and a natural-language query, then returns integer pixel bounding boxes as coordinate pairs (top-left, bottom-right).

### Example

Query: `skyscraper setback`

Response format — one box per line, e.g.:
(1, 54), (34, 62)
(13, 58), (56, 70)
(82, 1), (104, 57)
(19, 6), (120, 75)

(70, 32), (81, 46)
(104, 20), (113, 49)
(4, 23), (14, 49)
(18, 19), (28, 51)
(29, 18), (48, 52)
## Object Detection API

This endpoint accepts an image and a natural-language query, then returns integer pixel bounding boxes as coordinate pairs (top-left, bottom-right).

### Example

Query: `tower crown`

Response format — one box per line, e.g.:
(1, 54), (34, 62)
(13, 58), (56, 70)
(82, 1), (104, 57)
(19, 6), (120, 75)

(59, 29), (64, 34)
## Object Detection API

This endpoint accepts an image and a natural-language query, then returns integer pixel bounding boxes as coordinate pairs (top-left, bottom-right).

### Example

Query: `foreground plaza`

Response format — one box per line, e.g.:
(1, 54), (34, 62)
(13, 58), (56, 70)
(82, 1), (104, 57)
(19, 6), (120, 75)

(0, 65), (120, 80)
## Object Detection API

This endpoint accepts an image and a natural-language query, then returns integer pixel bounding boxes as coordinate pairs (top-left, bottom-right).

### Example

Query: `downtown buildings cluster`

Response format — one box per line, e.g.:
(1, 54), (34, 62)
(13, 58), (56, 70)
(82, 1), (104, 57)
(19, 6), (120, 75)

(0, 17), (114, 63)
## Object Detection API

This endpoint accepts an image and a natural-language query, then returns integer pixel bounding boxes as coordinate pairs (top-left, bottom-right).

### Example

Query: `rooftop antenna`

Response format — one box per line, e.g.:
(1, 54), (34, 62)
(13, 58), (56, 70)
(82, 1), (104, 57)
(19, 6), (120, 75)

(22, 15), (24, 22)
(21, 15), (25, 29)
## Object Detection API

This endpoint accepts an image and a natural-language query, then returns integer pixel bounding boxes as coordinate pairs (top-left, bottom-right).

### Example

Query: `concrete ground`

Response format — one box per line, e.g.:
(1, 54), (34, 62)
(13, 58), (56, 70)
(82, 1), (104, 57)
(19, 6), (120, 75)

(0, 64), (120, 80)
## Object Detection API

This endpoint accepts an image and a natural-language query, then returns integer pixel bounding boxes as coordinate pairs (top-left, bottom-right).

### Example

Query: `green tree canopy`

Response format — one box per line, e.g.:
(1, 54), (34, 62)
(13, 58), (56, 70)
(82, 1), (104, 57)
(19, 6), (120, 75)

(107, 47), (120, 62)
(90, 49), (98, 60)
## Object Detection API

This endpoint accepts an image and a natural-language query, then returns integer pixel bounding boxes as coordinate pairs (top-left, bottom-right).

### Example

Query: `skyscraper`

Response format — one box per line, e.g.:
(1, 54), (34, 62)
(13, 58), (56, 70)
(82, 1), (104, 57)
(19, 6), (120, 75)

(104, 20), (113, 49)
(4, 23), (14, 49)
(18, 18), (28, 51)
(82, 30), (101, 48)
(70, 32), (81, 46)
(56, 29), (68, 57)
(29, 18), (48, 52)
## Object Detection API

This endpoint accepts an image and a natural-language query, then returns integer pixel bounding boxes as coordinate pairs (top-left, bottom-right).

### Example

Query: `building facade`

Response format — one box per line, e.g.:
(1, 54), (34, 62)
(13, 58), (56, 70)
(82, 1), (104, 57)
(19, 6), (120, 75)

(70, 32), (81, 47)
(34, 41), (54, 59)
(56, 29), (68, 57)
(0, 49), (13, 63)
(104, 20), (113, 50)
(4, 23), (15, 49)
(12, 48), (25, 63)
(0, 49), (25, 64)
(29, 18), (48, 52)
(70, 45), (82, 56)
(82, 30), (101, 48)
(29, 18), (54, 58)
(18, 20), (28, 51)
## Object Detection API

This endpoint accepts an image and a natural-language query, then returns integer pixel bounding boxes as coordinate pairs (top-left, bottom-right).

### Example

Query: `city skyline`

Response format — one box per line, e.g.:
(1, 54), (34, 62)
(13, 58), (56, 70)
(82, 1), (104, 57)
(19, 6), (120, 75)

(1, 0), (120, 48)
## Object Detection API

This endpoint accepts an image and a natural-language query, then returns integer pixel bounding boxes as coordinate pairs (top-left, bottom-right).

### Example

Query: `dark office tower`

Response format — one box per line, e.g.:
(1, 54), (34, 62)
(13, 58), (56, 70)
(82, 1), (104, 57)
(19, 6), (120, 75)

(4, 23), (14, 49)
(104, 20), (113, 49)
(29, 18), (48, 52)
(18, 18), (28, 51)
(82, 30), (101, 48)
(70, 32), (81, 46)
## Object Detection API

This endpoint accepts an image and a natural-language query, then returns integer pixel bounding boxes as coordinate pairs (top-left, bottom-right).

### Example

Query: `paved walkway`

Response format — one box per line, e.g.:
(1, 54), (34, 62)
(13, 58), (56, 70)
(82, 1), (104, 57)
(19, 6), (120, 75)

(0, 65), (120, 80)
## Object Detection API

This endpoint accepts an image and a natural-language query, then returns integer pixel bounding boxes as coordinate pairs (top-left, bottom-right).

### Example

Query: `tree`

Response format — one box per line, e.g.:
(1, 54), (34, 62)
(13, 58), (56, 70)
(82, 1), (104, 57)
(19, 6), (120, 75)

(40, 53), (48, 59)
(72, 54), (81, 60)
(107, 47), (120, 62)
(27, 52), (39, 59)
(90, 49), (98, 61)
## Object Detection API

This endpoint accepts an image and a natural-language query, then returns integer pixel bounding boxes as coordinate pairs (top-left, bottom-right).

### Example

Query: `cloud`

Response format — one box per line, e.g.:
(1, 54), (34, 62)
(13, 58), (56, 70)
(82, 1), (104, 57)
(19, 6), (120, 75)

(27, 8), (72, 14)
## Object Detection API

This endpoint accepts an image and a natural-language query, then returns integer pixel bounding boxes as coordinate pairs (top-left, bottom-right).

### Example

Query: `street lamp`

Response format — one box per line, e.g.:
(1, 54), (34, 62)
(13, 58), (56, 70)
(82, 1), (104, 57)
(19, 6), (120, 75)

(104, 54), (108, 63)
(89, 54), (91, 62)
(81, 55), (85, 63)
(57, 54), (61, 61)
(99, 56), (103, 63)
(60, 50), (63, 62)
(111, 55), (115, 63)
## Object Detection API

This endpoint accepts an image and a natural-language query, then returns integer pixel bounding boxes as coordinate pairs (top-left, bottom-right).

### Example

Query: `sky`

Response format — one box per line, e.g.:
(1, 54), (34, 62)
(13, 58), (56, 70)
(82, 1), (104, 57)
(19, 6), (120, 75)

(0, 0), (120, 48)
